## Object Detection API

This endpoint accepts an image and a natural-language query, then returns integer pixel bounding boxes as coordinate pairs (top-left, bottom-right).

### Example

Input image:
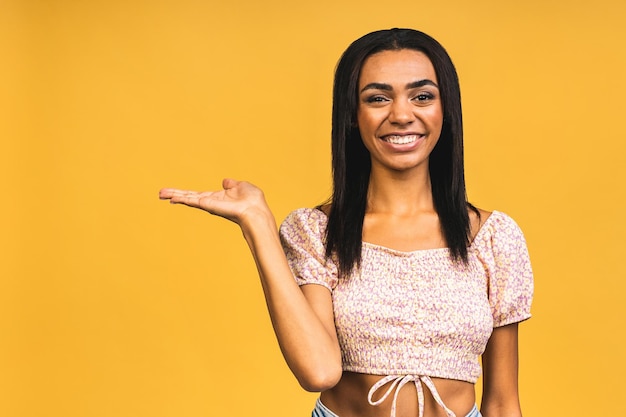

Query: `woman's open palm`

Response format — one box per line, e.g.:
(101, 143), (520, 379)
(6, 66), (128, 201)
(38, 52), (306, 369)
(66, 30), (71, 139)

(159, 178), (269, 225)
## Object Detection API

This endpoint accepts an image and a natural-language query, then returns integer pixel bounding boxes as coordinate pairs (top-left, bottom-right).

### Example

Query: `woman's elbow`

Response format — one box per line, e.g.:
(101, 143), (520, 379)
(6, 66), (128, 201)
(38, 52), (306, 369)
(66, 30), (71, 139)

(296, 363), (342, 392)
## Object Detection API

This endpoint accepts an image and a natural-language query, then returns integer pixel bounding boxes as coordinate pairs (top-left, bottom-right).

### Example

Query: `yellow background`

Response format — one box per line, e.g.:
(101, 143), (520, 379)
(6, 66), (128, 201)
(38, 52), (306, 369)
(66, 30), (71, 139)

(2, 0), (625, 415)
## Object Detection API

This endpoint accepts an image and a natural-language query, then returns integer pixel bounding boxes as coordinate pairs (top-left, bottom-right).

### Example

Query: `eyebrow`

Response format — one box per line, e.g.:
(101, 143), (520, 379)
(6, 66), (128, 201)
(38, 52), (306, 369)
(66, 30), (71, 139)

(360, 79), (439, 93)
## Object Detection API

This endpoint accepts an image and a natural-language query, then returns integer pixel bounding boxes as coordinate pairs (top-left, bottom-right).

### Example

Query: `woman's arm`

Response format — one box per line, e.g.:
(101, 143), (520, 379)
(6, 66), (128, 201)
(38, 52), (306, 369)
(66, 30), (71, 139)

(480, 323), (523, 417)
(159, 179), (342, 391)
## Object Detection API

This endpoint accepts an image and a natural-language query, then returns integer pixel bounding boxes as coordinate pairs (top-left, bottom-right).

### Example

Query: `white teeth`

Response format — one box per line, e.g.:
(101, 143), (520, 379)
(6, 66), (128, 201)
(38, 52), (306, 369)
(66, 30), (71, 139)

(383, 135), (419, 144)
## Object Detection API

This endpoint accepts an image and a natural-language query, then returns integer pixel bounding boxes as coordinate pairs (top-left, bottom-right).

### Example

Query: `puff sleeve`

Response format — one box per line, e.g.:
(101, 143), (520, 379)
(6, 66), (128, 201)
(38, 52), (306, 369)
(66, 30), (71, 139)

(279, 208), (339, 291)
(480, 212), (534, 327)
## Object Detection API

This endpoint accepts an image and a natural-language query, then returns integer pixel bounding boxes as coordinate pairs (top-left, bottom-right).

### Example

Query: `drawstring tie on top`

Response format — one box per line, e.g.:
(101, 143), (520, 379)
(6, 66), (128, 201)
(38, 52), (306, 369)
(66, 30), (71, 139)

(367, 375), (456, 417)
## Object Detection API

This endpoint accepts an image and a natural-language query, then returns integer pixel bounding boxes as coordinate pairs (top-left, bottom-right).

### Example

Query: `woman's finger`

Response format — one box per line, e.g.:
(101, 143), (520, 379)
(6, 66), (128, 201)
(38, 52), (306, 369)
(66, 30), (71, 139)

(159, 188), (206, 207)
(175, 192), (212, 208)
(159, 188), (198, 200)
(158, 188), (176, 199)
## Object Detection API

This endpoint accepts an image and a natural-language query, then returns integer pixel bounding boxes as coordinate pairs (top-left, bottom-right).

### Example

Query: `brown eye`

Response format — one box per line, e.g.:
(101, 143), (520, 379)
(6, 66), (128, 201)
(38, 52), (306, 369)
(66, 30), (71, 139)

(414, 93), (434, 101)
(365, 96), (389, 103)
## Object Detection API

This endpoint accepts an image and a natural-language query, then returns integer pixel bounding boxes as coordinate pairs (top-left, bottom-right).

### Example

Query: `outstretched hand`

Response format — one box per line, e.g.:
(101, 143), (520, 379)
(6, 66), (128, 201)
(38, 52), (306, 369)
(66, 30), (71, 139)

(159, 178), (271, 226)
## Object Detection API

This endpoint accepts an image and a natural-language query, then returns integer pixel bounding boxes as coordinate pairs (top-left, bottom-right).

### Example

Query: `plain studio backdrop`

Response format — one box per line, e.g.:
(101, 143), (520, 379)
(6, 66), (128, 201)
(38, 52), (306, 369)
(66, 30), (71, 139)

(1, 0), (625, 416)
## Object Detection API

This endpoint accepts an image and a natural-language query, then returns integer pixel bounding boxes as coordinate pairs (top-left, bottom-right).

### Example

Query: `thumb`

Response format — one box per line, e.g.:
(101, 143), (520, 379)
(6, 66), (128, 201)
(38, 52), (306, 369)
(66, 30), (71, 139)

(222, 178), (240, 189)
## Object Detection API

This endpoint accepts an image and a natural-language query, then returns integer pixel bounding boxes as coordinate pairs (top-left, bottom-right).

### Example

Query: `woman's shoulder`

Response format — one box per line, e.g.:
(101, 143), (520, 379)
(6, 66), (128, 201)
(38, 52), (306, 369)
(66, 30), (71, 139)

(280, 206), (329, 238)
(470, 207), (528, 250)
(283, 206), (328, 223)
(469, 207), (492, 241)
(316, 203), (331, 217)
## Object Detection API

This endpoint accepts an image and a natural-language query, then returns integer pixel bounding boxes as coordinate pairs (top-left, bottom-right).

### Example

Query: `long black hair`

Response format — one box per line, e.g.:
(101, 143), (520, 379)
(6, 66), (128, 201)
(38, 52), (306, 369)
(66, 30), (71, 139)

(325, 28), (477, 276)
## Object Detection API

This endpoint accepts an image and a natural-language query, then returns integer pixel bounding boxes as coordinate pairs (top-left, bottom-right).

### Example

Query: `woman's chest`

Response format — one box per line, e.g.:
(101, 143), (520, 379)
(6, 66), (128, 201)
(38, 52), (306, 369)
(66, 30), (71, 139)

(331, 250), (493, 344)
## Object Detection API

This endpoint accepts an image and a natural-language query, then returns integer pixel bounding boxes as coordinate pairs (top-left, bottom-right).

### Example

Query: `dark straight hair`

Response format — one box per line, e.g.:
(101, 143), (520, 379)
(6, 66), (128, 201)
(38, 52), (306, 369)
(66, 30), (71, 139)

(325, 28), (477, 276)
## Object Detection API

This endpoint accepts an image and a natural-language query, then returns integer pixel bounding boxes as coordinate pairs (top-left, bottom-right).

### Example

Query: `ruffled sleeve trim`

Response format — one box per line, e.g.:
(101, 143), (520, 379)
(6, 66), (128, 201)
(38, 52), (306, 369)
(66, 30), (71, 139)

(279, 208), (338, 291)
(473, 211), (534, 327)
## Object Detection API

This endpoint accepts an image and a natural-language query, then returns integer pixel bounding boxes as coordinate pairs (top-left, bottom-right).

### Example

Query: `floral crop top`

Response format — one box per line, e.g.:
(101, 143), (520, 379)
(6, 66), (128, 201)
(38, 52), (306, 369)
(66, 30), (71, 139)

(279, 208), (533, 417)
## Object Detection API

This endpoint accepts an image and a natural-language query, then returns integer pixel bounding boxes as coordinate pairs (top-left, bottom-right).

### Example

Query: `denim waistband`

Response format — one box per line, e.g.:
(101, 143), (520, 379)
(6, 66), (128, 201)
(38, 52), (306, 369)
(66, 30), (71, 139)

(466, 404), (481, 417)
(312, 398), (339, 417)
(312, 398), (482, 417)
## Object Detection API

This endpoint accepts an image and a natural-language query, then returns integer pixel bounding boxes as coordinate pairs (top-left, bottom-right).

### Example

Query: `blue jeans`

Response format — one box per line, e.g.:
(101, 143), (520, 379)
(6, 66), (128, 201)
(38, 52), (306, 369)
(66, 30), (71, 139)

(311, 399), (337, 417)
(311, 398), (482, 417)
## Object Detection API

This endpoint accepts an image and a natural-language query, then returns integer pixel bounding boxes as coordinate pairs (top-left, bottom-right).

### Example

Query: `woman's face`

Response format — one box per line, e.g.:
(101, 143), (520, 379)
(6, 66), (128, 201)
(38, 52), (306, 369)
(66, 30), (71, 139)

(357, 49), (443, 175)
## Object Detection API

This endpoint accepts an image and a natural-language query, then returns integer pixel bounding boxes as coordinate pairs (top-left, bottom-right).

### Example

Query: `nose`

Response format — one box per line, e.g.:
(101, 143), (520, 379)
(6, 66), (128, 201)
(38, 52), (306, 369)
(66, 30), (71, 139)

(388, 99), (415, 125)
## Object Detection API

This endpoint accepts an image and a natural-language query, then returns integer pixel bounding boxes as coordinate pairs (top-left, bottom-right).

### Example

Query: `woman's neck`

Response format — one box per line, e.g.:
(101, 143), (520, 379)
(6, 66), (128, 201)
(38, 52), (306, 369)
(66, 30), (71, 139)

(366, 165), (435, 216)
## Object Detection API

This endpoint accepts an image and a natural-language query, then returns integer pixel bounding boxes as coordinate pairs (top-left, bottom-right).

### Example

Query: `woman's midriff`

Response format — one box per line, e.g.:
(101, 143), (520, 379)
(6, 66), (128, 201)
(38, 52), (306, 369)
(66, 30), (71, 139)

(319, 372), (476, 417)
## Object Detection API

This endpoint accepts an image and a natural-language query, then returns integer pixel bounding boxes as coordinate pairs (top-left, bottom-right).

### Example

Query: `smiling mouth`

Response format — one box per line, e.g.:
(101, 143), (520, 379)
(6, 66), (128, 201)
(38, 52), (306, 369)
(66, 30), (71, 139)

(381, 134), (422, 145)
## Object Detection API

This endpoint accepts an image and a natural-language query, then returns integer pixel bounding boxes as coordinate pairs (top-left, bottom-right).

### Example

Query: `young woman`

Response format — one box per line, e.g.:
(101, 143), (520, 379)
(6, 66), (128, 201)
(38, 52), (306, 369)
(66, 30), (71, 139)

(159, 29), (533, 417)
